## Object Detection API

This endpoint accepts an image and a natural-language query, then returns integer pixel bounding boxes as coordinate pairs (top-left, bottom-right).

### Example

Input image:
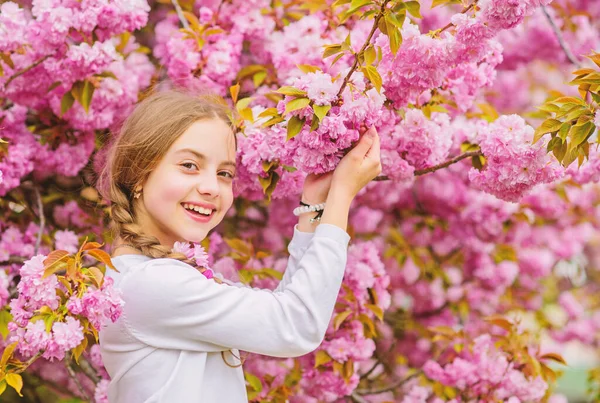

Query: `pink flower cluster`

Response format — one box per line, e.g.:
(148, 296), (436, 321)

(8, 254), (123, 361)
(66, 276), (124, 329)
(154, 14), (243, 96)
(391, 109), (452, 170)
(172, 241), (214, 279)
(423, 334), (548, 401)
(468, 115), (564, 202)
(478, 0), (552, 30)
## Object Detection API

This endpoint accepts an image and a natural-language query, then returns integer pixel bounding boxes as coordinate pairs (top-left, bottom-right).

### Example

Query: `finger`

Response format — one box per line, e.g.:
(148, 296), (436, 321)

(348, 129), (375, 158)
(364, 129), (380, 161)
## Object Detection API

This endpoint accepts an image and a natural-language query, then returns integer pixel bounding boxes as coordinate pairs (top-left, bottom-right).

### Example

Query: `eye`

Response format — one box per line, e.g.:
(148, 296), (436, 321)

(181, 162), (199, 171)
(219, 171), (235, 179)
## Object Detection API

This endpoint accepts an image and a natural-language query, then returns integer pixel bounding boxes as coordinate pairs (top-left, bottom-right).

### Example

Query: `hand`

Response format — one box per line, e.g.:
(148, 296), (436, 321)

(302, 171), (334, 205)
(330, 126), (381, 201)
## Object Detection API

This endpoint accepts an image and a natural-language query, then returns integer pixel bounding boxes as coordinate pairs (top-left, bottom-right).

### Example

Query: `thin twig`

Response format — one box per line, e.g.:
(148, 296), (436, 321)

(171, 0), (190, 30)
(360, 359), (382, 380)
(351, 392), (370, 403)
(214, 0), (226, 25)
(373, 150), (483, 181)
(541, 5), (580, 67)
(4, 55), (51, 88)
(33, 187), (45, 255)
(335, 0), (392, 101)
(65, 359), (90, 401)
(436, 1), (477, 34)
(79, 356), (101, 384)
(356, 370), (422, 395)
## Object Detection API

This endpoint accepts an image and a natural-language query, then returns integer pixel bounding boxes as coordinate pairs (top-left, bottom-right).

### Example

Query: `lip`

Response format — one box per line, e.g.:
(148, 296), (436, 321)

(182, 201), (217, 210)
(182, 205), (215, 223)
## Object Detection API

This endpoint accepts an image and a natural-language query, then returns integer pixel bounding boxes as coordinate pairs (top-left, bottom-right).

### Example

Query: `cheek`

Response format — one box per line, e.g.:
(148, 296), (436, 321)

(220, 184), (234, 211)
(145, 171), (191, 211)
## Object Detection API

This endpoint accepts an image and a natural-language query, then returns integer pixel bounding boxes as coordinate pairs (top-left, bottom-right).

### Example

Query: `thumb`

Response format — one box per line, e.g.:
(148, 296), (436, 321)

(349, 128), (375, 158)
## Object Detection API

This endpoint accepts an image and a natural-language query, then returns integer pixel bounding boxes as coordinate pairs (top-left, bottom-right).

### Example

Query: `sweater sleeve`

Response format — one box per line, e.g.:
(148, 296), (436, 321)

(119, 223), (350, 358)
(274, 224), (315, 292)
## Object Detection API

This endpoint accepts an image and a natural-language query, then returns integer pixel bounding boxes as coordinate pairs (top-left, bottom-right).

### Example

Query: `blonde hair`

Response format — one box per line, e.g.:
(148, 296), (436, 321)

(98, 88), (244, 366)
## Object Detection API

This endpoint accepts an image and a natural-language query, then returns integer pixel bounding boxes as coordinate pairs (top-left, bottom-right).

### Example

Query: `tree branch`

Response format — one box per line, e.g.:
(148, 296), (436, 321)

(373, 150), (483, 181)
(355, 370), (422, 395)
(541, 5), (580, 67)
(335, 0), (392, 101)
(436, 1), (477, 35)
(78, 356), (101, 384)
(171, 0), (190, 30)
(65, 358), (90, 401)
(4, 55), (51, 88)
(33, 187), (45, 255)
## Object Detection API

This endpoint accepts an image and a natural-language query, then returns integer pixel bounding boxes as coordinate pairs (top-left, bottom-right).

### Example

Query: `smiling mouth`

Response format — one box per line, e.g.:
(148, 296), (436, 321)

(181, 203), (216, 218)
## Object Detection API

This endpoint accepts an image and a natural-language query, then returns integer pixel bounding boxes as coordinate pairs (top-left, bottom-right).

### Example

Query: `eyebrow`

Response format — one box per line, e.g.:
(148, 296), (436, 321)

(175, 148), (237, 169)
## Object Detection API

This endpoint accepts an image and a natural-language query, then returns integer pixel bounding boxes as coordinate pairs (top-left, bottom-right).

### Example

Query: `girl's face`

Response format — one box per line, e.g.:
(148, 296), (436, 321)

(135, 118), (237, 247)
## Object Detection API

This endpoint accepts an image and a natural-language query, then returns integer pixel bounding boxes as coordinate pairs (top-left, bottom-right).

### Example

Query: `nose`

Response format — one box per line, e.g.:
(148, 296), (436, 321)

(196, 171), (220, 198)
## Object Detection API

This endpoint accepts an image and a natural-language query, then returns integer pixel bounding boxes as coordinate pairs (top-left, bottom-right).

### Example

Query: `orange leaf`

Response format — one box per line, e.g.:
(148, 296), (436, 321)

(86, 249), (118, 272)
(539, 352), (567, 366)
(43, 250), (70, 271)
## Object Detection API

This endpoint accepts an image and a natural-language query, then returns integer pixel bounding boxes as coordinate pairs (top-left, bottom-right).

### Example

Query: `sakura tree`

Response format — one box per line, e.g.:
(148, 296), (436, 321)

(1, 0), (600, 402)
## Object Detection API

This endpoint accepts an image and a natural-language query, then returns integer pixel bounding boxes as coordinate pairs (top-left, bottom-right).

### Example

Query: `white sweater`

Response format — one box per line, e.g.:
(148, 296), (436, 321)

(99, 223), (350, 403)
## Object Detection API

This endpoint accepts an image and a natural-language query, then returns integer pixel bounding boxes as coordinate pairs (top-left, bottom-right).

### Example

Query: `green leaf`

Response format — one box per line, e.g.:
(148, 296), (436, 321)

(536, 103), (561, 113)
(385, 11), (406, 29)
(333, 310), (352, 330)
(361, 66), (382, 93)
(5, 373), (23, 397)
(72, 337), (87, 364)
(245, 373), (262, 392)
(404, 1), (422, 18)
(314, 350), (332, 367)
(313, 104), (331, 121)
(287, 115), (305, 140)
(47, 81), (62, 93)
(236, 97), (253, 111)
(562, 147), (579, 167)
(552, 96), (586, 105)
(558, 123), (570, 140)
(323, 44), (343, 59)
(431, 0), (462, 7)
(387, 23), (402, 55)
(364, 45), (376, 66)
(0, 310), (11, 340)
(568, 121), (594, 149)
(61, 91), (75, 116)
(275, 86), (307, 97)
(365, 304), (384, 321)
(253, 71), (267, 87)
(284, 97), (310, 114)
(257, 108), (279, 119)
(1, 341), (17, 367)
(297, 64), (321, 73)
(533, 118), (563, 143)
(81, 80), (95, 113)
(347, 0), (372, 14)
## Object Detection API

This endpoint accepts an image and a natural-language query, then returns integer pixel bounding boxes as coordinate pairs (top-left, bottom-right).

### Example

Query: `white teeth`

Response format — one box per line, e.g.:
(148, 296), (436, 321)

(183, 204), (213, 215)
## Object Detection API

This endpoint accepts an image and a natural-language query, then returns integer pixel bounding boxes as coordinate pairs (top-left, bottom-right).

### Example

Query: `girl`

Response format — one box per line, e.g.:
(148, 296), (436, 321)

(98, 90), (381, 402)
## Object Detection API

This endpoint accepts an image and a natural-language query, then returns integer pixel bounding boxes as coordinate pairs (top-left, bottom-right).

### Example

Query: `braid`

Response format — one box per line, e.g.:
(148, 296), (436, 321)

(109, 183), (195, 265)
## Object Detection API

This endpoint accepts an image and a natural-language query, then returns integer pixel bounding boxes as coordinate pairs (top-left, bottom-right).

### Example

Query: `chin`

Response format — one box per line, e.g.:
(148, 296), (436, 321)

(181, 229), (209, 244)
